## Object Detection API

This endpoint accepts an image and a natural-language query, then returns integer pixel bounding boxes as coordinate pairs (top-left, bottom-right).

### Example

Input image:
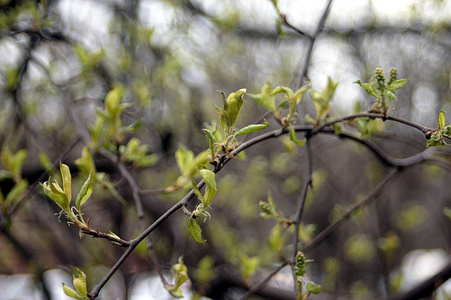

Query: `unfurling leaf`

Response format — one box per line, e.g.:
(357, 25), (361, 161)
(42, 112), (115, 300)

(241, 256), (259, 281)
(311, 78), (338, 122)
(289, 126), (306, 146)
(224, 89), (246, 128)
(235, 119), (269, 137)
(72, 269), (88, 298)
(189, 218), (206, 243)
(354, 80), (380, 98)
(439, 109), (446, 129)
(306, 281), (322, 294)
(175, 145), (194, 176)
(105, 84), (125, 118)
(41, 164), (72, 211)
(62, 283), (83, 299)
(198, 169), (216, 208)
(5, 179), (28, 205)
(166, 257), (189, 298)
(75, 172), (93, 211)
(247, 82), (276, 112)
(60, 163), (72, 203)
(202, 128), (217, 145)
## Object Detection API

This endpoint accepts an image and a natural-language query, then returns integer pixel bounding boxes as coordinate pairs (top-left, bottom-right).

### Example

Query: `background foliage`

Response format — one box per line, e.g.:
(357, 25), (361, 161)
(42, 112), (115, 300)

(1, 0), (451, 299)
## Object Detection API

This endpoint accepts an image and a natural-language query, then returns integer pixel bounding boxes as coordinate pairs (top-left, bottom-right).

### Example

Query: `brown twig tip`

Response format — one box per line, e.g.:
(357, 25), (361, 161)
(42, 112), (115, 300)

(182, 204), (195, 218)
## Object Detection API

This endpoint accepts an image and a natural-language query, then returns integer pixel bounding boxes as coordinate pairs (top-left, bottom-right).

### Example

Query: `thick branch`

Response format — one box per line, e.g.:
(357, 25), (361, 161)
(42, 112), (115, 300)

(387, 261), (451, 300)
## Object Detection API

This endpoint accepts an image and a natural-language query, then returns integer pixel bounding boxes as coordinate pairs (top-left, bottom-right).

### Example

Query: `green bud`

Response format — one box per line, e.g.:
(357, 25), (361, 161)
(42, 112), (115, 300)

(225, 89), (246, 128)
(375, 67), (386, 91)
(73, 269), (88, 298)
(388, 67), (398, 85)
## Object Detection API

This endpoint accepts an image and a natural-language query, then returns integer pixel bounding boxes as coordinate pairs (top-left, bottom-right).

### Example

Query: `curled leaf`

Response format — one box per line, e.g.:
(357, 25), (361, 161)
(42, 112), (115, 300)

(72, 269), (88, 298)
(75, 172), (93, 211)
(235, 119), (269, 137)
(305, 281), (322, 294)
(289, 126), (306, 146)
(439, 109), (446, 130)
(354, 80), (380, 98)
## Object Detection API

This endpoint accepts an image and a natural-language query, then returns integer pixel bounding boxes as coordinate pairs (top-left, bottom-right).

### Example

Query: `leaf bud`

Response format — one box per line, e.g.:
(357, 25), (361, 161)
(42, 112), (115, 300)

(388, 67), (398, 85)
(375, 67), (386, 91)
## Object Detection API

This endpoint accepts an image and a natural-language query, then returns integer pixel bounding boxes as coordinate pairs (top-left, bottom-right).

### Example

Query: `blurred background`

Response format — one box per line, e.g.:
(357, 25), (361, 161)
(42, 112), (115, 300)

(0, 0), (451, 299)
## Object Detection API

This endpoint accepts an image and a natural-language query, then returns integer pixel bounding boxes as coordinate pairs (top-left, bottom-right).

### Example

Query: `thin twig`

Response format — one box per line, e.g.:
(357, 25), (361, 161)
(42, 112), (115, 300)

(301, 168), (400, 253)
(296, 0), (334, 88)
(290, 138), (313, 297)
(89, 116), (448, 298)
(238, 261), (289, 300)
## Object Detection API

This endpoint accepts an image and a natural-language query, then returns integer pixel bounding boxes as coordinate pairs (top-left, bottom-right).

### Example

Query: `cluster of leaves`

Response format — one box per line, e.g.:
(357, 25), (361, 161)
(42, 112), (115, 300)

(40, 164), (92, 235)
(248, 79), (338, 144)
(0, 1), (50, 32)
(37, 66), (451, 300)
(167, 145), (209, 192)
(427, 109), (451, 147)
(0, 148), (28, 222)
(75, 146), (125, 205)
(90, 84), (141, 149)
(73, 44), (105, 77)
(165, 257), (189, 298)
(62, 268), (89, 300)
(203, 89), (269, 162)
(354, 67), (408, 116)
(79, 85), (158, 202)
(247, 82), (311, 145)
(294, 252), (321, 299)
(259, 191), (292, 226)
(188, 168), (217, 243)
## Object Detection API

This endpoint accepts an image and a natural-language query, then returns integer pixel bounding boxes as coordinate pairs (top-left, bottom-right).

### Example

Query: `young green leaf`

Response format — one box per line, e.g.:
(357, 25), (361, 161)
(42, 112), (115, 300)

(202, 128), (217, 145)
(175, 145), (194, 176)
(39, 152), (56, 174)
(105, 84), (125, 118)
(75, 172), (93, 211)
(241, 256), (259, 281)
(305, 281), (322, 294)
(198, 169), (217, 207)
(41, 177), (69, 211)
(75, 146), (97, 179)
(5, 179), (28, 205)
(267, 224), (285, 252)
(439, 109), (446, 129)
(311, 78), (338, 122)
(11, 149), (27, 177)
(62, 283), (83, 299)
(386, 90), (397, 102)
(289, 126), (306, 146)
(247, 82), (276, 112)
(235, 119), (269, 137)
(387, 79), (408, 91)
(60, 163), (72, 203)
(166, 257), (189, 298)
(225, 89), (246, 128)
(189, 218), (206, 243)
(72, 268), (88, 298)
(354, 80), (380, 98)
(199, 169), (216, 189)
(191, 178), (205, 203)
